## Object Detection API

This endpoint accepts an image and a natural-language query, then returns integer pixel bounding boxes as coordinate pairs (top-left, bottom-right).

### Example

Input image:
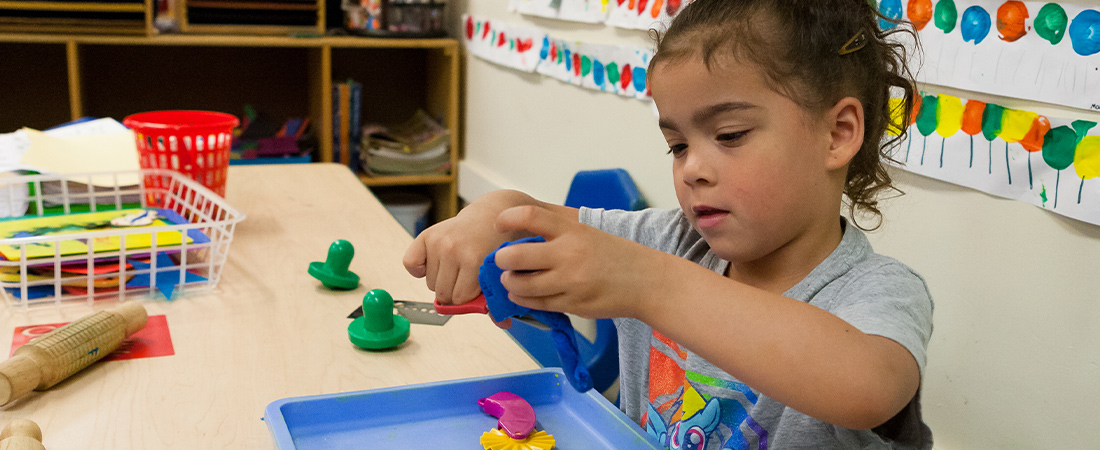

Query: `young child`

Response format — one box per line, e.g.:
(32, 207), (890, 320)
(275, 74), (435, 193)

(404, 0), (933, 448)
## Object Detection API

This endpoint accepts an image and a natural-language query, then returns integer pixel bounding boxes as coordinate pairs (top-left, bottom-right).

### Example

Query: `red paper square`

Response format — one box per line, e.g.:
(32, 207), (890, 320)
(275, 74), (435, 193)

(10, 314), (174, 361)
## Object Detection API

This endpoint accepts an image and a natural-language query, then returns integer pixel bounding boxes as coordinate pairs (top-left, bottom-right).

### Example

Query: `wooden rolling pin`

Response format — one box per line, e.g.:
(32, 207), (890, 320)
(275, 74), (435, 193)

(0, 419), (44, 450)
(0, 302), (148, 406)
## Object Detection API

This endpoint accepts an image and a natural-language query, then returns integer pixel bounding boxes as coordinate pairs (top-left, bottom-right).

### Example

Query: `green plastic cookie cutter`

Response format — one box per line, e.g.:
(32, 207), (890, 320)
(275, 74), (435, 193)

(309, 239), (360, 290)
(348, 289), (410, 349)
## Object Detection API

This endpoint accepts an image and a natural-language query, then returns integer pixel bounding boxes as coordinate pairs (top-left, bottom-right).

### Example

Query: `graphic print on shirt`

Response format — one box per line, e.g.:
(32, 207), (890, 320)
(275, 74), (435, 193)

(642, 330), (768, 450)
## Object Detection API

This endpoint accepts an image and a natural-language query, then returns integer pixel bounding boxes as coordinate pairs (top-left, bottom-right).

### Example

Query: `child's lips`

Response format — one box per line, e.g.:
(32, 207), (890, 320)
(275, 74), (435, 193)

(693, 207), (729, 229)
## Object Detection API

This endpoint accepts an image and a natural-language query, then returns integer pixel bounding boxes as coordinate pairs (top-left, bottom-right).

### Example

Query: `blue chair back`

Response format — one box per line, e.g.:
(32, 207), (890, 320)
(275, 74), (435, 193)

(564, 168), (648, 211)
(506, 169), (646, 395)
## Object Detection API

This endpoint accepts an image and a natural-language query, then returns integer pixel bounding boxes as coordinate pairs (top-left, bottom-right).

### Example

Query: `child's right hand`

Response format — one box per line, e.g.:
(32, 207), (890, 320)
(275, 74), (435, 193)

(402, 190), (555, 305)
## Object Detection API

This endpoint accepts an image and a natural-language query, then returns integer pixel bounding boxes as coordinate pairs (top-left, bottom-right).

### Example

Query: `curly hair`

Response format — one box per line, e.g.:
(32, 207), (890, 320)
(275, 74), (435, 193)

(649, 0), (919, 230)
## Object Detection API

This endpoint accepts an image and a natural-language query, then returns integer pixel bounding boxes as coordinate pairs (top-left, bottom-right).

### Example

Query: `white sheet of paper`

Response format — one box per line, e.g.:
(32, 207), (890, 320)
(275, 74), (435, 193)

(20, 129), (141, 187)
(889, 93), (1100, 225)
(885, 0), (1100, 111)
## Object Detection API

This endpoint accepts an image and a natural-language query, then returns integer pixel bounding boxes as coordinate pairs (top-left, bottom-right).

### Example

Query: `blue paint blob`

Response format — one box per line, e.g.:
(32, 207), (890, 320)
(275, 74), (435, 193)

(540, 36), (550, 60)
(564, 49), (572, 72)
(592, 60), (605, 87)
(632, 67), (647, 93)
(1069, 10), (1100, 56)
(960, 6), (991, 44)
(879, 0), (903, 30)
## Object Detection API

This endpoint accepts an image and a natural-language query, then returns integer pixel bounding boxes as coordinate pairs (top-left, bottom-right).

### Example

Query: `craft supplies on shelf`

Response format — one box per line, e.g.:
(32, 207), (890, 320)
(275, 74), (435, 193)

(0, 169), (245, 310)
(343, 0), (446, 38)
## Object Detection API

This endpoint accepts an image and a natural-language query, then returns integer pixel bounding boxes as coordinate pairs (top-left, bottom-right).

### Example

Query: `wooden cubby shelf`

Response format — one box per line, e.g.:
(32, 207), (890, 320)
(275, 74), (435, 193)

(0, 33), (461, 223)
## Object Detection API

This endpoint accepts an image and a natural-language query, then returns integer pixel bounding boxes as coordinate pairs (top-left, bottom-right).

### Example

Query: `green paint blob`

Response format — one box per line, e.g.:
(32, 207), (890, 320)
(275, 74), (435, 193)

(915, 95), (939, 137)
(934, 0), (958, 33)
(1071, 120), (1097, 145)
(1034, 3), (1069, 45)
(1042, 126), (1077, 170)
(510, 40), (515, 50)
(581, 56), (592, 76)
(1040, 185), (1048, 206)
(606, 62), (620, 85)
(981, 103), (1005, 141)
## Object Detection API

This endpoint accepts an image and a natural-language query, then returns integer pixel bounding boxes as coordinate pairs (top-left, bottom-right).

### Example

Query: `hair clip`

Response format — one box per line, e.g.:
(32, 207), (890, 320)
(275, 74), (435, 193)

(838, 28), (868, 55)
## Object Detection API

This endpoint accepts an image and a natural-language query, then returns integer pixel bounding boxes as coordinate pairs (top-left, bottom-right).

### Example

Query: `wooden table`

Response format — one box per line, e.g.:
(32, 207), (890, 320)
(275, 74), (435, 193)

(0, 163), (538, 448)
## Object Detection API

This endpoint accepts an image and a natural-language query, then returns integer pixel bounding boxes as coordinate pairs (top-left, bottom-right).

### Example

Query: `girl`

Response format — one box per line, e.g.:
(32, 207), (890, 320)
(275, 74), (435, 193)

(405, 0), (933, 448)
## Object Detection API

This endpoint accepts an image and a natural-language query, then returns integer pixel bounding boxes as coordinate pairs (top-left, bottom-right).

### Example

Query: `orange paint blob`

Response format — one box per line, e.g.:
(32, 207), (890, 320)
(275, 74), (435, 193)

(1019, 116), (1052, 153)
(651, 0), (663, 18)
(961, 100), (986, 136)
(997, 1), (1030, 42)
(911, 93), (922, 125)
(908, 0), (934, 31)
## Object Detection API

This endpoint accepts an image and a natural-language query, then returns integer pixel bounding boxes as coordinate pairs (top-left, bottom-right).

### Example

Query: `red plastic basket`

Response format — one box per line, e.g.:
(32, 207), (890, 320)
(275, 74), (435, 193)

(123, 111), (239, 199)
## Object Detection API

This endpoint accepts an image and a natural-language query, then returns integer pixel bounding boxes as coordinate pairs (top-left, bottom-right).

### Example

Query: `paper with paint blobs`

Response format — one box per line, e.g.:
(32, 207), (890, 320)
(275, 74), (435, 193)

(878, 0), (1100, 112)
(463, 14), (545, 72)
(606, 0), (693, 30)
(462, 15), (653, 101)
(510, 0), (609, 23)
(888, 92), (1100, 225)
(537, 39), (653, 100)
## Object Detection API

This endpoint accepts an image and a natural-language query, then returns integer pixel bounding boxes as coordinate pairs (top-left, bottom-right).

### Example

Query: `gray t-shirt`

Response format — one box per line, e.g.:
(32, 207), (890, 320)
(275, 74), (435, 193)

(579, 207), (934, 450)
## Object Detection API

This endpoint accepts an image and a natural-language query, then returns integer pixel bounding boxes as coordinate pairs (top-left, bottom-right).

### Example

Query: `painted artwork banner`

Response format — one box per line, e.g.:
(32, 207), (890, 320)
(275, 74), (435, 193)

(536, 38), (653, 99)
(889, 92), (1100, 225)
(463, 14), (546, 72)
(463, 15), (654, 101)
(878, 1), (1100, 111)
(509, 0), (609, 23)
(606, 0), (694, 30)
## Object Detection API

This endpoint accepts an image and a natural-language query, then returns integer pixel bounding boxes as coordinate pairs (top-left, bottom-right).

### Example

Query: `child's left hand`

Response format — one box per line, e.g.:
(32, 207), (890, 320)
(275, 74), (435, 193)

(491, 205), (678, 320)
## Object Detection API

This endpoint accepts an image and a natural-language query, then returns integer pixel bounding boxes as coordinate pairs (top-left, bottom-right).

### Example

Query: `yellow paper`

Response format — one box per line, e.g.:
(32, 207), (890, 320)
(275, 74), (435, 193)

(20, 129), (141, 186)
(0, 209), (191, 261)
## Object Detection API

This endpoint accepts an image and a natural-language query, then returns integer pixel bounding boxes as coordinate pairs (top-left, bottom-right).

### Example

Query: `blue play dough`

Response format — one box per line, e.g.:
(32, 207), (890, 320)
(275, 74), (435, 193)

(479, 236), (593, 392)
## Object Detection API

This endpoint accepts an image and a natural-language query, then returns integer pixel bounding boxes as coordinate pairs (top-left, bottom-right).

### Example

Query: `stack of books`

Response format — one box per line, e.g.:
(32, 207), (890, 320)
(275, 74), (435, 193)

(333, 80), (362, 168)
(359, 110), (450, 177)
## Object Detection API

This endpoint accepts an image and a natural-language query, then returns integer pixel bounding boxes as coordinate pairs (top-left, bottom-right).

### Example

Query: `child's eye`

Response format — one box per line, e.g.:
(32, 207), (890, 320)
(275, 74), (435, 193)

(716, 131), (748, 144)
(666, 143), (688, 156)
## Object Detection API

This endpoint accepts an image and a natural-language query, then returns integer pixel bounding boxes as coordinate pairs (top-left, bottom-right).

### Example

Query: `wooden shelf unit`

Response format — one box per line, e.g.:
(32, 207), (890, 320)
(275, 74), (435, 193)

(0, 33), (461, 222)
(179, 0), (325, 36)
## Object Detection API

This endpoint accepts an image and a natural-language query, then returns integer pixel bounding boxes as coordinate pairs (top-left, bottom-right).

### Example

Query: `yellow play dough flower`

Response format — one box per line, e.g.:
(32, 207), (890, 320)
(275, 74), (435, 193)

(480, 428), (556, 450)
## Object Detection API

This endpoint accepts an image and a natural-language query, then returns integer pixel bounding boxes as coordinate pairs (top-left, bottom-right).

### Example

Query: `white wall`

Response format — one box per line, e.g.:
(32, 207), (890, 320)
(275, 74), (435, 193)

(449, 1), (1100, 448)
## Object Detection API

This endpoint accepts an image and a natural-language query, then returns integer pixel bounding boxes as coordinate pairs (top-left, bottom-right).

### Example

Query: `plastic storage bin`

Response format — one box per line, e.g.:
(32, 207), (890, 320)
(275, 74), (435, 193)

(264, 368), (663, 449)
(377, 191), (431, 236)
(0, 169), (245, 310)
(124, 110), (239, 199)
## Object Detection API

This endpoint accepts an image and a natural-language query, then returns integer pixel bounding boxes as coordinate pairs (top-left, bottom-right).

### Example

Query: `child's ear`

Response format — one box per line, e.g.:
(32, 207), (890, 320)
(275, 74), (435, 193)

(824, 97), (865, 170)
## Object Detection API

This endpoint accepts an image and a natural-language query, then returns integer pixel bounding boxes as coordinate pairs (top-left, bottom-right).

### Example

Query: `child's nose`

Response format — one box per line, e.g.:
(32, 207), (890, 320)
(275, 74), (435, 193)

(680, 149), (714, 186)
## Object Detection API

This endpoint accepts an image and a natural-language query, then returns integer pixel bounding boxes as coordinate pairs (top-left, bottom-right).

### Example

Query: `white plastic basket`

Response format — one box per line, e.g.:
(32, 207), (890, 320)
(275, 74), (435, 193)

(0, 169), (245, 310)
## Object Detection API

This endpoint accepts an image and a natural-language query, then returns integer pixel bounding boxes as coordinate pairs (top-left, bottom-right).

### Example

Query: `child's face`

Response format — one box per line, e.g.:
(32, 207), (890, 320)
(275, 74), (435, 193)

(650, 56), (842, 265)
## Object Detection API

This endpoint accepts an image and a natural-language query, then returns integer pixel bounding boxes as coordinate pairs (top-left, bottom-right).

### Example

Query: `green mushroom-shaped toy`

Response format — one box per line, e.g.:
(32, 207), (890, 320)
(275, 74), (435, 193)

(348, 289), (410, 350)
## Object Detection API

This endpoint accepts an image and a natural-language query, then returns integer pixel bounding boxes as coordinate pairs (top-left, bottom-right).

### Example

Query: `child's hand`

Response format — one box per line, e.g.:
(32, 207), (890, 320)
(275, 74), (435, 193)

(403, 209), (510, 305)
(491, 205), (672, 320)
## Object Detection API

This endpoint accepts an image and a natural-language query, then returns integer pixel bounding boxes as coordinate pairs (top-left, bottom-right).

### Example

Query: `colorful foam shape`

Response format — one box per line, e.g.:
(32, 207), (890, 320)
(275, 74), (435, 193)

(126, 254), (207, 300)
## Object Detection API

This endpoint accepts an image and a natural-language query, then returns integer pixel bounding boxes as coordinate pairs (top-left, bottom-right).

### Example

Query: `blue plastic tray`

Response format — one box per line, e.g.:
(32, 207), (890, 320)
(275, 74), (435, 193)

(264, 368), (662, 449)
